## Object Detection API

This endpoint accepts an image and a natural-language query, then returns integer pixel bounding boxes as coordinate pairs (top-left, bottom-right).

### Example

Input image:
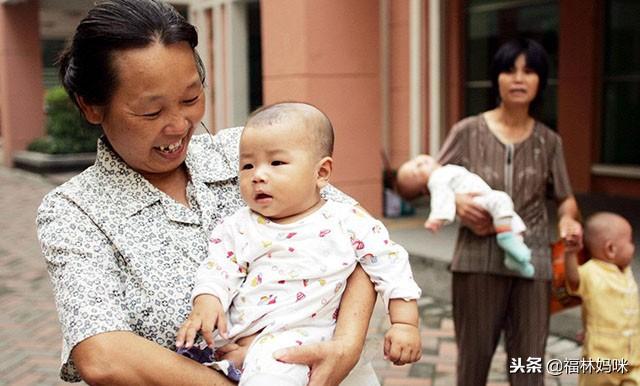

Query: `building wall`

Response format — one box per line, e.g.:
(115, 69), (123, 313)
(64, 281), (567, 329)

(444, 0), (464, 132)
(1, 0), (638, 204)
(387, 1), (411, 169)
(443, 0), (640, 200)
(0, 1), (44, 167)
(261, 0), (383, 215)
(557, 0), (599, 194)
(385, 0), (429, 170)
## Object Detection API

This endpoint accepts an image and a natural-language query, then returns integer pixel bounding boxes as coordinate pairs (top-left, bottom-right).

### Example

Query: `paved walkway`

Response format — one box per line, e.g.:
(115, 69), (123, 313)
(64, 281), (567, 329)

(0, 166), (583, 385)
(0, 168), (65, 386)
(367, 295), (580, 386)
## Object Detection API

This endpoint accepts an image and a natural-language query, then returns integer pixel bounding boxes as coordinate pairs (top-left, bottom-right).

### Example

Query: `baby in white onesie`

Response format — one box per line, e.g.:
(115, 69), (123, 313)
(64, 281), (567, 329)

(396, 154), (534, 277)
(176, 102), (422, 385)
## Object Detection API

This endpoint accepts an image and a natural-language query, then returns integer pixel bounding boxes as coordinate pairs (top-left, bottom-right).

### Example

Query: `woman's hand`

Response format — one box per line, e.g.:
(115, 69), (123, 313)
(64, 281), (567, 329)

(455, 193), (495, 236)
(559, 215), (583, 254)
(557, 196), (583, 254)
(274, 265), (375, 385)
(176, 294), (227, 349)
(273, 336), (358, 386)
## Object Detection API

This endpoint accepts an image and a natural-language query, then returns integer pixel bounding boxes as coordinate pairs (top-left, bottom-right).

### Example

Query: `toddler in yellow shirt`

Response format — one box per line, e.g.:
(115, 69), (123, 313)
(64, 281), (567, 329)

(564, 212), (639, 386)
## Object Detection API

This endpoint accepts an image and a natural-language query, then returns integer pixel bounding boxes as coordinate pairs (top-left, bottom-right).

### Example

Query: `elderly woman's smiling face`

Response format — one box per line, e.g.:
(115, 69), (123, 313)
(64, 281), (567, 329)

(81, 41), (205, 179)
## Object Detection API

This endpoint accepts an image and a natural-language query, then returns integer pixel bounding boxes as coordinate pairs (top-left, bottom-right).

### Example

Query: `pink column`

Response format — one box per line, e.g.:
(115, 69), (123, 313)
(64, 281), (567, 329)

(444, 0), (464, 132)
(557, 1), (598, 193)
(387, 1), (410, 168)
(0, 0), (44, 167)
(261, 0), (383, 216)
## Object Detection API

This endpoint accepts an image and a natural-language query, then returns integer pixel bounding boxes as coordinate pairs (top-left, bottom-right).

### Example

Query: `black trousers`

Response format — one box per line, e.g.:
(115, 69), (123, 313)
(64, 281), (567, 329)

(453, 272), (551, 386)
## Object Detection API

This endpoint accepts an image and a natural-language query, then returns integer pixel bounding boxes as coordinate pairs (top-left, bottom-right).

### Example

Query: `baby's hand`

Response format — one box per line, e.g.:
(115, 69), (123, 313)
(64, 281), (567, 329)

(424, 219), (444, 233)
(215, 334), (258, 370)
(384, 323), (422, 365)
(176, 294), (227, 349)
(562, 239), (582, 255)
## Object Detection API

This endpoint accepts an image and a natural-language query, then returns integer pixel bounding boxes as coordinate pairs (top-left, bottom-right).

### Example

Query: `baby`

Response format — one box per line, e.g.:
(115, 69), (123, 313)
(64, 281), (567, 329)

(396, 154), (534, 277)
(176, 102), (422, 385)
(565, 212), (639, 385)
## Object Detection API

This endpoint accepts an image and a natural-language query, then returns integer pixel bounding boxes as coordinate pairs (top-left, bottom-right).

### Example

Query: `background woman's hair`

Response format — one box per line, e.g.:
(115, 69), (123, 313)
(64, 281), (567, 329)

(58, 0), (205, 110)
(489, 37), (549, 114)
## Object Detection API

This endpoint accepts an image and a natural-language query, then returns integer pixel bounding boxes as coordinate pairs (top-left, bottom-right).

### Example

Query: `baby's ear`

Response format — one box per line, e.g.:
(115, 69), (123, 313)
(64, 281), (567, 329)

(604, 240), (617, 260)
(316, 156), (333, 189)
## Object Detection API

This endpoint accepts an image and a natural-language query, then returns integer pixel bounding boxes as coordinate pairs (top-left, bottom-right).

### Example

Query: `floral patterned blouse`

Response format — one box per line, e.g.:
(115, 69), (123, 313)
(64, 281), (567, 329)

(36, 127), (353, 382)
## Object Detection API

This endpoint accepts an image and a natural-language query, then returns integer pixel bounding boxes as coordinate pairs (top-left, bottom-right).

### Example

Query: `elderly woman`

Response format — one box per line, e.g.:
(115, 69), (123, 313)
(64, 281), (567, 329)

(437, 38), (583, 386)
(36, 0), (376, 384)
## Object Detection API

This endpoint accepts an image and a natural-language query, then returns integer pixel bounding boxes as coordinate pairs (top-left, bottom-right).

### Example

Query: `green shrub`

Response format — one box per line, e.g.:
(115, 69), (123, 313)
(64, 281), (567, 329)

(27, 87), (101, 154)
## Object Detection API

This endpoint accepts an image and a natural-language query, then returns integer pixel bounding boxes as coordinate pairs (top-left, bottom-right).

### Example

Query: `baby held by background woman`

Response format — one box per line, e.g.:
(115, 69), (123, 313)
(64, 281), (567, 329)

(176, 102), (422, 385)
(396, 154), (534, 277)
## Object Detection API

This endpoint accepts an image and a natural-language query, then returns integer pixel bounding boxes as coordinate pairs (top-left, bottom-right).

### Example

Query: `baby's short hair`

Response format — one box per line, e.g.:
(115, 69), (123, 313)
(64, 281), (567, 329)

(245, 102), (334, 158)
(584, 211), (629, 253)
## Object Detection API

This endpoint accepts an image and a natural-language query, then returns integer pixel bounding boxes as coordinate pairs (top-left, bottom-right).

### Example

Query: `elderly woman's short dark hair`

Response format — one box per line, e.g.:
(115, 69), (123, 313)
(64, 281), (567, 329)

(58, 0), (204, 110)
(489, 37), (549, 112)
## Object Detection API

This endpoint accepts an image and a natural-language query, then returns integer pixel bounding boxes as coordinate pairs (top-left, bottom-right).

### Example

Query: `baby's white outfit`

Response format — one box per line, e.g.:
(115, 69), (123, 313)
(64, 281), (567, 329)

(192, 201), (421, 386)
(427, 165), (526, 233)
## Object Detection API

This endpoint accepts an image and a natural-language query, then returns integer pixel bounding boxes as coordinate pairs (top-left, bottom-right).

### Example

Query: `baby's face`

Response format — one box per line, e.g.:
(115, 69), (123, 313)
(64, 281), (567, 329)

(612, 221), (635, 270)
(239, 122), (322, 222)
(397, 155), (438, 198)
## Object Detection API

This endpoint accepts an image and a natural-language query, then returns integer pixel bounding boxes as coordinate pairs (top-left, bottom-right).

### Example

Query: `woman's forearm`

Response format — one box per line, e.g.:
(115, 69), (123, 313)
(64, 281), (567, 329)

(73, 331), (233, 386)
(557, 196), (583, 249)
(557, 195), (580, 222)
(272, 265), (377, 386)
(334, 264), (377, 359)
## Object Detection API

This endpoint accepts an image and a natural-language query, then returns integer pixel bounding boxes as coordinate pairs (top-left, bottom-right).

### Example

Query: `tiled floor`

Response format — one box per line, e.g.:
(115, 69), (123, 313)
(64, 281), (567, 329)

(368, 296), (581, 386)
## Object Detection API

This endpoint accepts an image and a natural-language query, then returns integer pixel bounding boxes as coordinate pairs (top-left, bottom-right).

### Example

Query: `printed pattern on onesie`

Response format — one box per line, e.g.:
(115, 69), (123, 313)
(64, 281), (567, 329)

(193, 200), (421, 340)
(191, 200), (422, 381)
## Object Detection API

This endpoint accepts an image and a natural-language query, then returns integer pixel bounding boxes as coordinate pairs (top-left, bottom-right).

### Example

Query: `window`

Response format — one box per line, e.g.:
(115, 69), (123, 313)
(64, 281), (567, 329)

(601, 0), (640, 165)
(465, 0), (558, 128)
(42, 39), (66, 89)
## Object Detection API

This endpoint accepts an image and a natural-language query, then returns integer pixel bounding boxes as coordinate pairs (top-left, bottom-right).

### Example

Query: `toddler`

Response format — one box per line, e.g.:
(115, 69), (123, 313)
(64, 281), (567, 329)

(176, 102), (422, 385)
(565, 212), (639, 385)
(396, 154), (534, 277)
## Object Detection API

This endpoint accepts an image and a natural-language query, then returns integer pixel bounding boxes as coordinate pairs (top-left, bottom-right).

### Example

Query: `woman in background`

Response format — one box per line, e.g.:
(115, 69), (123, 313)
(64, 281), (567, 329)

(438, 38), (583, 386)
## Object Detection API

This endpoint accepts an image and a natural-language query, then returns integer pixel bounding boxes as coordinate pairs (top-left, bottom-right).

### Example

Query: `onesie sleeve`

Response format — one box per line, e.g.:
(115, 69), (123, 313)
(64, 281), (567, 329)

(192, 217), (248, 310)
(427, 171), (457, 224)
(345, 207), (422, 311)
